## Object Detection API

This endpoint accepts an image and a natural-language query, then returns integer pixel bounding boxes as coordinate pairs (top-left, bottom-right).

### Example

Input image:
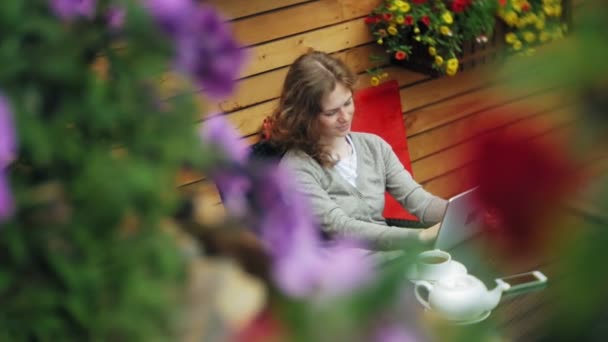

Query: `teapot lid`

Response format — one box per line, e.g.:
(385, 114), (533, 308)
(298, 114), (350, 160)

(437, 274), (482, 291)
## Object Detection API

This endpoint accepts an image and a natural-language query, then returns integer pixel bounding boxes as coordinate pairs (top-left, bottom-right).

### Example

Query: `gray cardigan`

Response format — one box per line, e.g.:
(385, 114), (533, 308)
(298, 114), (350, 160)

(280, 132), (447, 251)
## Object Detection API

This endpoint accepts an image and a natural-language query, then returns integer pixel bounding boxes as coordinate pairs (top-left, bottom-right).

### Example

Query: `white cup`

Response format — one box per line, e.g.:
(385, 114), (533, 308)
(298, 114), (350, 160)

(415, 249), (453, 281)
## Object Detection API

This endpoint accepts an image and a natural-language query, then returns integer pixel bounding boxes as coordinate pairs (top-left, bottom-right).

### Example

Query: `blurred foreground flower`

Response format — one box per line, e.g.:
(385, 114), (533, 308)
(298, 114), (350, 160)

(49, 0), (96, 20)
(0, 94), (16, 221)
(471, 121), (579, 254)
(106, 6), (125, 30)
(145, 0), (245, 99)
(200, 116), (374, 299)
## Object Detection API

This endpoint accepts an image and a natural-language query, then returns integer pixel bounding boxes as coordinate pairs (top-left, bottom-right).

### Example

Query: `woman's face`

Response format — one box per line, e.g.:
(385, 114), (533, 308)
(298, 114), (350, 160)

(317, 82), (355, 142)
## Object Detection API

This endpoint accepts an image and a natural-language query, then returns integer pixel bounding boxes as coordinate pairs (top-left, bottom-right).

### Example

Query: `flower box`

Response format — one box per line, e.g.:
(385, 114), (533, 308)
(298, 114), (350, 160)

(365, 0), (570, 81)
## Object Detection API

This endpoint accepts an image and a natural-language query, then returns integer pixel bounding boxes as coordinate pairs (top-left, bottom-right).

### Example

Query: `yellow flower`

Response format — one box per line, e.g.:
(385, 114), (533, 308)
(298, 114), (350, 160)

(543, 5), (554, 16)
(539, 31), (550, 42)
(555, 4), (562, 16)
(505, 32), (518, 44)
(387, 26), (398, 35)
(442, 12), (453, 24)
(381, 72), (389, 79)
(536, 19), (545, 30)
(394, 0), (406, 6)
(440, 26), (452, 36)
(503, 11), (519, 26)
(446, 66), (458, 76)
(447, 58), (458, 70)
(428, 47), (437, 56)
(388, 4), (397, 11)
(396, 15), (405, 24)
(414, 27), (420, 34)
(370, 76), (380, 86)
(415, 35), (421, 41)
(513, 40), (523, 50)
(399, 2), (411, 13)
(377, 38), (384, 45)
(523, 31), (536, 43)
(435, 56), (444, 66)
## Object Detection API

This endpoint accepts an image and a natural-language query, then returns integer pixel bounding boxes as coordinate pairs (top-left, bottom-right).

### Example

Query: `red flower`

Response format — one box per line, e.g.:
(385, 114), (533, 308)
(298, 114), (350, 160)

(382, 13), (393, 21)
(412, 0), (427, 4)
(395, 51), (407, 60)
(521, 3), (531, 11)
(364, 15), (380, 24)
(451, 0), (472, 13)
(498, 0), (507, 6)
(421, 15), (431, 26)
(405, 15), (414, 25)
(469, 120), (580, 257)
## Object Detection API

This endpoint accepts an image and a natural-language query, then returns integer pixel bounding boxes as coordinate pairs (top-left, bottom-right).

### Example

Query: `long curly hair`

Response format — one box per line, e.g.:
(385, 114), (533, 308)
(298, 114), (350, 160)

(268, 51), (357, 167)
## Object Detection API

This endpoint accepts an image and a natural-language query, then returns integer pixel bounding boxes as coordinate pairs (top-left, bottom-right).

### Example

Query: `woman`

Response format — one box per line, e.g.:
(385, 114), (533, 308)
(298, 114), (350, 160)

(269, 51), (447, 251)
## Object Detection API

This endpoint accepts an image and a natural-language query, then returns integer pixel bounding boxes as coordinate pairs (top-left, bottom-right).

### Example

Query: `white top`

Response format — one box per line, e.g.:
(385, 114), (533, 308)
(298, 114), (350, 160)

(334, 135), (358, 187)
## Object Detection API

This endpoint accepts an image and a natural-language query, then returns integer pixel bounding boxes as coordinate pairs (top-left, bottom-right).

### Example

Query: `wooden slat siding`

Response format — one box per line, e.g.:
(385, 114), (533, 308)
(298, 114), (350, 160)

(403, 81), (560, 139)
(206, 0), (311, 21)
(231, 0), (379, 46)
(421, 122), (576, 199)
(212, 43), (399, 114)
(407, 90), (575, 162)
(413, 104), (577, 185)
(242, 17), (371, 78)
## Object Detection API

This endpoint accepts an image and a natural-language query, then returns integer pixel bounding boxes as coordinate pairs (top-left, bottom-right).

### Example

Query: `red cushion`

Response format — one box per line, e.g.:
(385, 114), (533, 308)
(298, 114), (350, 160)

(352, 80), (418, 221)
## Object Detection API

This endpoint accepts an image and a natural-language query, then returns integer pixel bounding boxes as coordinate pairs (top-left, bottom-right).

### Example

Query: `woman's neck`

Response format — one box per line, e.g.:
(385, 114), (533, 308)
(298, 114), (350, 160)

(322, 136), (351, 161)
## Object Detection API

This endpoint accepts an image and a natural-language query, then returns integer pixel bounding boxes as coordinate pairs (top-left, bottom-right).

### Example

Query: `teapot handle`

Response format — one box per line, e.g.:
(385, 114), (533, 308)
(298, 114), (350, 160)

(414, 281), (433, 310)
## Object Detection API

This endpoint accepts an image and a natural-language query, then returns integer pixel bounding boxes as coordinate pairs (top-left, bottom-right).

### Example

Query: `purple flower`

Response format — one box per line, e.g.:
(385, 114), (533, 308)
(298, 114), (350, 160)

(176, 6), (245, 99)
(200, 115), (249, 164)
(0, 95), (17, 168)
(49, 0), (96, 20)
(144, 0), (245, 99)
(372, 323), (418, 342)
(250, 166), (374, 299)
(0, 94), (16, 221)
(143, 0), (197, 36)
(274, 240), (374, 299)
(106, 6), (125, 30)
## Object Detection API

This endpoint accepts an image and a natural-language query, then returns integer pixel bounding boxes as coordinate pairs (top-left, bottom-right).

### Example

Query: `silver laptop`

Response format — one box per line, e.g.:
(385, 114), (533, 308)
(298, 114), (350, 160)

(434, 187), (483, 251)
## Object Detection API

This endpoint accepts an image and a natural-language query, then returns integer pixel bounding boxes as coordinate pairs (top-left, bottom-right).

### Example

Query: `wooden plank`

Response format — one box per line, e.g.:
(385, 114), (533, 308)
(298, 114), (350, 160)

(400, 66), (494, 114)
(405, 81), (568, 138)
(231, 0), (378, 46)
(212, 43), (388, 114)
(421, 121), (575, 198)
(407, 91), (576, 162)
(421, 163), (477, 199)
(412, 105), (576, 184)
(242, 18), (372, 78)
(207, 0), (310, 20)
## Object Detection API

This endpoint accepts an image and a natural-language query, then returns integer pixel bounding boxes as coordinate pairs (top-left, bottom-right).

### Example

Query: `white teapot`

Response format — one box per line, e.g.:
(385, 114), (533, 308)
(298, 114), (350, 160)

(414, 274), (511, 322)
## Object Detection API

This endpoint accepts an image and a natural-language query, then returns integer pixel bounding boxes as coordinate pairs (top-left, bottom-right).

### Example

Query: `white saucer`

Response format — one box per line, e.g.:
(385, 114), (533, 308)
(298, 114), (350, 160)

(424, 309), (492, 325)
(406, 260), (468, 283)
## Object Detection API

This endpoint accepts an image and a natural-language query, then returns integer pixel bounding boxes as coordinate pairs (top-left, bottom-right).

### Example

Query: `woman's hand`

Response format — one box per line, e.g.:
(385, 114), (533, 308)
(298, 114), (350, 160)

(418, 222), (441, 245)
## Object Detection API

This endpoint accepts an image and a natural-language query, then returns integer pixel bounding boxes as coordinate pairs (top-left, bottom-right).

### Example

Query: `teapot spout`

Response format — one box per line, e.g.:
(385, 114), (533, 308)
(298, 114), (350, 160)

(483, 281), (511, 311)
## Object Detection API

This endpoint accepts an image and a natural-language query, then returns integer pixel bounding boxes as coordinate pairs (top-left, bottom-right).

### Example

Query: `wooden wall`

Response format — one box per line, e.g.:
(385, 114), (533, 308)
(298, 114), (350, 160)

(175, 0), (578, 224)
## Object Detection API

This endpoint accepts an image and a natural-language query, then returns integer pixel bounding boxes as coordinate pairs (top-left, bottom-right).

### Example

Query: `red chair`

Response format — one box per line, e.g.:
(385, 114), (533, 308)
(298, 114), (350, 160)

(353, 80), (422, 225)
